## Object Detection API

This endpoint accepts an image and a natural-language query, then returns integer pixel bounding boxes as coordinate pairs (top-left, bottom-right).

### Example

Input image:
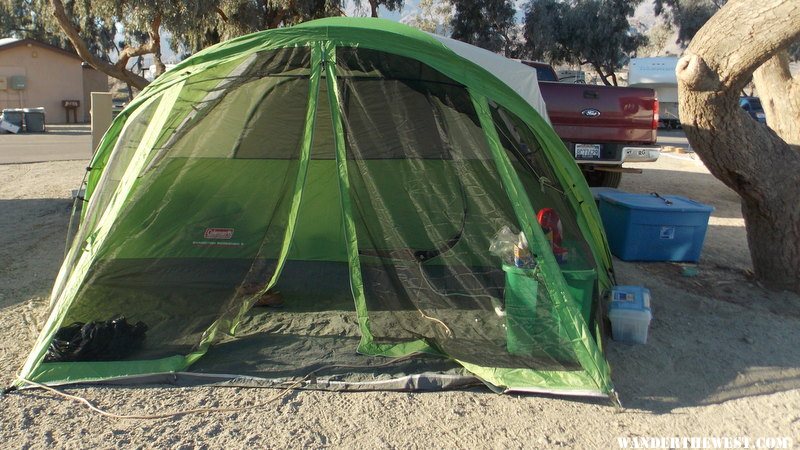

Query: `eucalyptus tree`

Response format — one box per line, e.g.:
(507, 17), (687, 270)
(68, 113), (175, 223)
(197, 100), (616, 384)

(523, 0), (646, 86)
(0, 0), (115, 57)
(450, 0), (516, 55)
(677, 0), (800, 293)
(46, 0), (347, 90)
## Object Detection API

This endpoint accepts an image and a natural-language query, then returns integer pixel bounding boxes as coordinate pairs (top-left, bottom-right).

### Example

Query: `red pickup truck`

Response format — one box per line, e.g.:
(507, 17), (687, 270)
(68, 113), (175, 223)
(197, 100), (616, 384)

(523, 62), (661, 187)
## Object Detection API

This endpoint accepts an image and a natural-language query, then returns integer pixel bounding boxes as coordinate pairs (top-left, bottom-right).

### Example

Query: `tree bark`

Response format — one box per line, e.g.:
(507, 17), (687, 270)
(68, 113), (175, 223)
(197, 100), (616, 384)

(753, 51), (800, 145)
(676, 0), (800, 293)
(369, 0), (379, 17)
(265, 8), (289, 29)
(49, 0), (152, 90)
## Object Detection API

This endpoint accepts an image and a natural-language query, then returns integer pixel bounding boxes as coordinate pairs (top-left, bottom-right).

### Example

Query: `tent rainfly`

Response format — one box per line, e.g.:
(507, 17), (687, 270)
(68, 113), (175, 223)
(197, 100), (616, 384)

(16, 18), (616, 399)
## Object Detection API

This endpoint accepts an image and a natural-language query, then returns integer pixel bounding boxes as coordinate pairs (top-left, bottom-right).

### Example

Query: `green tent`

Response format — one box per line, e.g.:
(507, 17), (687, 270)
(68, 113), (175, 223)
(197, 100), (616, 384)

(17, 18), (616, 398)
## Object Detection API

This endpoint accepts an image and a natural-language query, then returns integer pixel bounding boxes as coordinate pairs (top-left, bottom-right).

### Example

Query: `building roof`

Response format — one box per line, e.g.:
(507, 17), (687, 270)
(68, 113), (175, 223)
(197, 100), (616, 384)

(0, 37), (82, 61)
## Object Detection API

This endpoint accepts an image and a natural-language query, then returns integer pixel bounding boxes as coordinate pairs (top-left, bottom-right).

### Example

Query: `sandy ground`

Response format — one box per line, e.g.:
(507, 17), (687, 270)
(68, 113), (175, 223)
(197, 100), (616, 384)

(0, 148), (798, 448)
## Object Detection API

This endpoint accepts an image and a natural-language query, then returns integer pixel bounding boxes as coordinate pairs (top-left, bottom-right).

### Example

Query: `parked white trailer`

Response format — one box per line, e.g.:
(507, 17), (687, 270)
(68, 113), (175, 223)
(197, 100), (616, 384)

(628, 57), (680, 129)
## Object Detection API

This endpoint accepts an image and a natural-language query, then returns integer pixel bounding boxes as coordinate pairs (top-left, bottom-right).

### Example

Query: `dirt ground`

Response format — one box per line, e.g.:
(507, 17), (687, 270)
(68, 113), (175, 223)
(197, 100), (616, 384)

(0, 149), (798, 448)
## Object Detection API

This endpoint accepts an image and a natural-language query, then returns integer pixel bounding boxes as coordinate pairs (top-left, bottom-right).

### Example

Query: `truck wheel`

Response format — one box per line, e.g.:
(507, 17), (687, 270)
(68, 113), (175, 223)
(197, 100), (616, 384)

(583, 169), (622, 188)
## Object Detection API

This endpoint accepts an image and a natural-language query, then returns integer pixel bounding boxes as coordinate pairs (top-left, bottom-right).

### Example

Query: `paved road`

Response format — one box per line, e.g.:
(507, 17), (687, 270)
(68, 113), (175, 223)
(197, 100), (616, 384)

(657, 129), (691, 151)
(0, 125), (93, 164)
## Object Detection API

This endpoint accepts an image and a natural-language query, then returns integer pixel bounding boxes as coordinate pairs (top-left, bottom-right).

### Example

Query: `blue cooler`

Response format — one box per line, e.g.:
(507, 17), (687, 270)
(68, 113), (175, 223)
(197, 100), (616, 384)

(599, 192), (714, 262)
(609, 286), (652, 344)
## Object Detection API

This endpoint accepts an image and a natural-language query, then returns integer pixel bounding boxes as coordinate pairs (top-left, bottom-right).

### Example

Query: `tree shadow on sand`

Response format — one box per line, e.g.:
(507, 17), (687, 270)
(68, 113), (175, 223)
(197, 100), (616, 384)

(0, 198), (75, 308)
(607, 260), (800, 414)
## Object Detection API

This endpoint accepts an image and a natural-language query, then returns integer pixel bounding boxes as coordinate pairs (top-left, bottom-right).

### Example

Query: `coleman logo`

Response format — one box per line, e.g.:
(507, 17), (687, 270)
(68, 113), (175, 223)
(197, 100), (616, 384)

(204, 228), (234, 240)
(581, 108), (601, 117)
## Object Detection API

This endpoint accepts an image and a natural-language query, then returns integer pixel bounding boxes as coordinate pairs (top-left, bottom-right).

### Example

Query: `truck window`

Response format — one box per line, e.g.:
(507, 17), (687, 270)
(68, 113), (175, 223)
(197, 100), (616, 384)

(534, 67), (558, 82)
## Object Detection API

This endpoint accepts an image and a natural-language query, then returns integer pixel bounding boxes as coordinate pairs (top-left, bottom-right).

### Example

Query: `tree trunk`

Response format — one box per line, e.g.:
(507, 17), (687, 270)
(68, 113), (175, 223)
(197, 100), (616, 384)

(753, 51), (800, 145)
(49, 0), (151, 90)
(369, 0), (379, 17)
(591, 63), (612, 86)
(676, 0), (800, 293)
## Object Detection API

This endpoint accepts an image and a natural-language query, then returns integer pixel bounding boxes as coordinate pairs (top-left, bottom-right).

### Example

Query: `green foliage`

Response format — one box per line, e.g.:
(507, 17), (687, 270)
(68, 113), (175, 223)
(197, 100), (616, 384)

(0, 0), (58, 46)
(86, 0), (225, 55)
(653, 0), (723, 45)
(170, 0), (348, 53)
(523, 0), (568, 62)
(1, 0), (351, 84)
(0, 0), (115, 59)
(375, 0), (405, 15)
(654, 0), (799, 61)
(637, 21), (674, 56)
(351, 0), (404, 17)
(523, 0), (646, 85)
(450, 0), (516, 54)
(404, 0), (453, 35)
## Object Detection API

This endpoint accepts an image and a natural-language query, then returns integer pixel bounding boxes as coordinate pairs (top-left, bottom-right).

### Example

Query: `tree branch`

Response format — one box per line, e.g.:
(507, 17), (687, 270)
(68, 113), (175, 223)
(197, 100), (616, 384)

(677, 1), (800, 200)
(114, 14), (163, 74)
(675, 54), (722, 92)
(753, 51), (800, 145)
(265, 5), (290, 29)
(684, 0), (800, 93)
(591, 62), (612, 86)
(49, 0), (150, 90)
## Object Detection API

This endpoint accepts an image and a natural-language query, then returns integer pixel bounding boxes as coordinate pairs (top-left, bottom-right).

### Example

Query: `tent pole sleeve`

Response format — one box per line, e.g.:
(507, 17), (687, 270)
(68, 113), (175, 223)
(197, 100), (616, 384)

(469, 92), (614, 396)
(323, 42), (433, 357)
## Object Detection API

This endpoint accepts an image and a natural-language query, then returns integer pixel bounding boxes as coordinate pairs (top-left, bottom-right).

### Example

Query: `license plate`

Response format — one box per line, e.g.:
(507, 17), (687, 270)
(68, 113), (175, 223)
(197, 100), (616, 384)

(627, 148), (648, 157)
(575, 144), (601, 159)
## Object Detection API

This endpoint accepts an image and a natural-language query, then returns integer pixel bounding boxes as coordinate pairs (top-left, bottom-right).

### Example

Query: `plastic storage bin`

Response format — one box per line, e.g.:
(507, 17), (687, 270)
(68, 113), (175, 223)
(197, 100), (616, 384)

(608, 286), (651, 344)
(23, 107), (46, 132)
(599, 192), (714, 262)
(588, 187), (621, 205)
(503, 264), (539, 356)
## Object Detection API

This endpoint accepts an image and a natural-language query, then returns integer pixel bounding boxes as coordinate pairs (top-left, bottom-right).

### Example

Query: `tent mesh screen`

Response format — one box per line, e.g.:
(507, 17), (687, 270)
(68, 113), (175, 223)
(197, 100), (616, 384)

(53, 48), (311, 361)
(336, 47), (581, 371)
(35, 45), (593, 384)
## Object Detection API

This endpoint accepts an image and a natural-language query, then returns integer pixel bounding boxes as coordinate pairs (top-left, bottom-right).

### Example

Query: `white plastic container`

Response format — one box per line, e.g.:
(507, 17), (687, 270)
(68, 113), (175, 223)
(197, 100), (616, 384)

(0, 119), (20, 134)
(608, 286), (652, 344)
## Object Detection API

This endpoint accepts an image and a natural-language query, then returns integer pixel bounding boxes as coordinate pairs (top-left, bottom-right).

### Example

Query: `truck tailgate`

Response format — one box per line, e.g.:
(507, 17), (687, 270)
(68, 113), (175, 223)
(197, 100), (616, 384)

(538, 82), (657, 144)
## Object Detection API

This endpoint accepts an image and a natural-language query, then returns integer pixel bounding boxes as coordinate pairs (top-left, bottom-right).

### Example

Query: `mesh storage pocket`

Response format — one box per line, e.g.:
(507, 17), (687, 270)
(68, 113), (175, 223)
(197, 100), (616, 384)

(502, 264), (539, 356)
(561, 268), (596, 324)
